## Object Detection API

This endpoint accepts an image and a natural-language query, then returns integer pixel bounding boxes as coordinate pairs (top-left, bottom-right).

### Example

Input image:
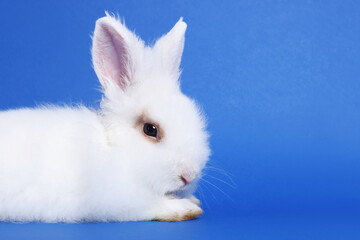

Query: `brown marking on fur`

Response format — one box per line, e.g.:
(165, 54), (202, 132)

(182, 209), (203, 221)
(134, 112), (164, 143)
(154, 209), (203, 222)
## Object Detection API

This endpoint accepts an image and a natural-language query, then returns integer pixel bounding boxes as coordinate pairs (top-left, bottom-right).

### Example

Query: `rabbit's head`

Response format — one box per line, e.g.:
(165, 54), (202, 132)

(92, 14), (210, 196)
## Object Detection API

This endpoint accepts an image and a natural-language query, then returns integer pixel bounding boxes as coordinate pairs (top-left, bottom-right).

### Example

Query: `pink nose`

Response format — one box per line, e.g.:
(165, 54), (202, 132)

(180, 172), (196, 185)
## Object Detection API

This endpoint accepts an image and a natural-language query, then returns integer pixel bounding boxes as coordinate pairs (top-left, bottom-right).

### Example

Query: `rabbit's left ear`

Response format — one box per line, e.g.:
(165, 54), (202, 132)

(92, 15), (139, 91)
(155, 18), (187, 73)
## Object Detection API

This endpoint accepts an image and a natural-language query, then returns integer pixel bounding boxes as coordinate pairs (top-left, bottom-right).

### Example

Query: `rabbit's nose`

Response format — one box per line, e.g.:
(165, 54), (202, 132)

(180, 171), (196, 185)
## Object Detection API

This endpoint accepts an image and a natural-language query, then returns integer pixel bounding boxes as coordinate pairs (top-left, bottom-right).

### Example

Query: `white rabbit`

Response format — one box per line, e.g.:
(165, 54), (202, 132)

(0, 13), (210, 222)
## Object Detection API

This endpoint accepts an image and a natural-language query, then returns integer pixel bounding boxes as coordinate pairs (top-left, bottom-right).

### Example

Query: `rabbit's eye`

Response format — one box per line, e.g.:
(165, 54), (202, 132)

(143, 123), (158, 138)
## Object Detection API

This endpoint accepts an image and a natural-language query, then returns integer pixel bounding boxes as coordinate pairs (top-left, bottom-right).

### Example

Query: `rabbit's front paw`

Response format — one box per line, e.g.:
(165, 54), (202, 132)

(188, 195), (201, 206)
(154, 198), (203, 222)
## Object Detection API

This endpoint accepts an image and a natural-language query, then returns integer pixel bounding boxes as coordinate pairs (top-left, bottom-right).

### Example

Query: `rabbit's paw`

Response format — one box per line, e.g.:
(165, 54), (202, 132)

(188, 195), (201, 206)
(154, 198), (203, 222)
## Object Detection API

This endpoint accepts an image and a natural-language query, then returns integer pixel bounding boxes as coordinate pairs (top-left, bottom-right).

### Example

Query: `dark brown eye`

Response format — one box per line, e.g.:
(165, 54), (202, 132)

(143, 123), (158, 138)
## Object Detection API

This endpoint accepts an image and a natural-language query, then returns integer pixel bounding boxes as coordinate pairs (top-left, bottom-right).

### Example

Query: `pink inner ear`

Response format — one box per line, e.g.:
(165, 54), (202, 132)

(93, 24), (131, 89)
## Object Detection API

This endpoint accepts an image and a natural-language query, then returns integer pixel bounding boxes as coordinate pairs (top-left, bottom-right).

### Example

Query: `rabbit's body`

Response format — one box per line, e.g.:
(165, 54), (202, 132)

(0, 14), (210, 222)
(0, 107), (141, 222)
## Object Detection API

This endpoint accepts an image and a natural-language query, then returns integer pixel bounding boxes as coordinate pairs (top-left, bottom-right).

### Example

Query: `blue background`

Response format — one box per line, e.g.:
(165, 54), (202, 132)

(0, 0), (359, 239)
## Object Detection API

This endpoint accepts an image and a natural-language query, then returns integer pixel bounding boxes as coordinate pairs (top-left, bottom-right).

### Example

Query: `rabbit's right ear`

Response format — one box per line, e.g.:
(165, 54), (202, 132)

(92, 15), (138, 90)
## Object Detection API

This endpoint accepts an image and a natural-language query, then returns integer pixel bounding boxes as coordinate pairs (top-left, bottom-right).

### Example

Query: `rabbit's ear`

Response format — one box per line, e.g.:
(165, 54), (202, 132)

(92, 15), (136, 90)
(155, 18), (187, 73)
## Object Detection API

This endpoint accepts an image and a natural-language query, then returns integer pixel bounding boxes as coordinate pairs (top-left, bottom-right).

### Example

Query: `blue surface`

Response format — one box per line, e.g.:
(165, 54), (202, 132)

(1, 0), (360, 239)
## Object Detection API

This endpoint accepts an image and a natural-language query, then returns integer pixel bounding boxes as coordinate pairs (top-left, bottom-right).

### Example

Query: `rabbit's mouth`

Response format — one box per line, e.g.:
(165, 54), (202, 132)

(165, 185), (187, 196)
(165, 180), (195, 198)
(165, 188), (189, 199)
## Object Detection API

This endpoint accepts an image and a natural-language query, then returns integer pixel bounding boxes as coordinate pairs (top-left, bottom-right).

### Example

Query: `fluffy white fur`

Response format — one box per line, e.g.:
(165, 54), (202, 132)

(0, 13), (210, 222)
